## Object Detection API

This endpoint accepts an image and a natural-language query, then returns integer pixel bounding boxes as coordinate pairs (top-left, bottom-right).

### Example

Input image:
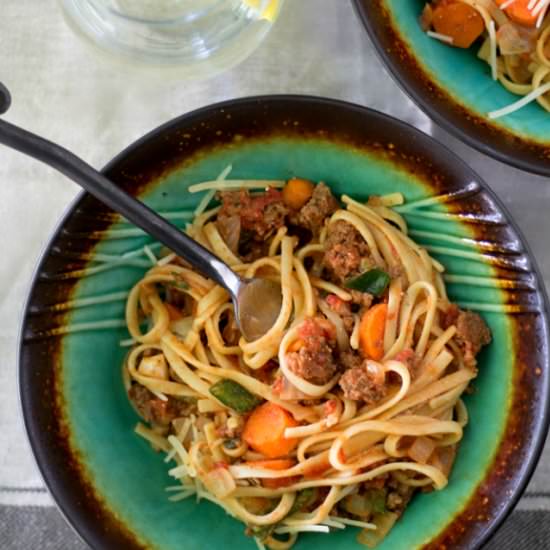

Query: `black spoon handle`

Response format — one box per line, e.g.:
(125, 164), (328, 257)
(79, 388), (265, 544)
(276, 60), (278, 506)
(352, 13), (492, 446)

(0, 91), (240, 295)
(0, 82), (11, 115)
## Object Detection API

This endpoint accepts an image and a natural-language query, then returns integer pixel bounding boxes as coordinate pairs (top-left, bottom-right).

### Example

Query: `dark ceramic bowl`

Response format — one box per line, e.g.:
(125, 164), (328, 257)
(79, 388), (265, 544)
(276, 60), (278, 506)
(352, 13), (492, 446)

(353, 0), (550, 176)
(19, 96), (550, 550)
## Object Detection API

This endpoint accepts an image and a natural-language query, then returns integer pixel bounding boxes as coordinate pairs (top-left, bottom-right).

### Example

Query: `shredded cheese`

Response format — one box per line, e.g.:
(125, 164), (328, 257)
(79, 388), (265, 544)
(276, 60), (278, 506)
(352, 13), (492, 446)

(533, 0), (550, 16)
(119, 338), (136, 347)
(488, 81), (550, 118)
(426, 30), (454, 44)
(188, 179), (285, 193)
(134, 423), (171, 452)
(327, 516), (377, 530)
(143, 245), (157, 265)
(275, 525), (330, 534)
(151, 389), (168, 402)
(164, 449), (177, 463)
(168, 464), (188, 478)
(168, 490), (195, 502)
(193, 164), (233, 217)
(157, 252), (176, 266)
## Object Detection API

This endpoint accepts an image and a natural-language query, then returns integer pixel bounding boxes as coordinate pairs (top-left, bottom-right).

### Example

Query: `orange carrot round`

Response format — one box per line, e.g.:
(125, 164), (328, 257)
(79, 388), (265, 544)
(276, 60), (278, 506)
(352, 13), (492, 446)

(496, 0), (538, 27)
(282, 178), (315, 210)
(432, 2), (485, 48)
(359, 303), (387, 360)
(243, 402), (299, 458)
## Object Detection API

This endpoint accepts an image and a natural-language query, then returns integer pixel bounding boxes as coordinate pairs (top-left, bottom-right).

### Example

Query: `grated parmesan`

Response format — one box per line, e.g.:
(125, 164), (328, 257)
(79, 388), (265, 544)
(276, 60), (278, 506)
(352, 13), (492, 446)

(488, 81), (550, 118)
(426, 30), (453, 44)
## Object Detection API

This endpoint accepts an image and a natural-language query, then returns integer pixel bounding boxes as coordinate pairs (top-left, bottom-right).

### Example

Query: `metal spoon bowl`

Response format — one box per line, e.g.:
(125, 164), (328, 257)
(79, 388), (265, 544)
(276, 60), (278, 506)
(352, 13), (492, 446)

(0, 82), (282, 342)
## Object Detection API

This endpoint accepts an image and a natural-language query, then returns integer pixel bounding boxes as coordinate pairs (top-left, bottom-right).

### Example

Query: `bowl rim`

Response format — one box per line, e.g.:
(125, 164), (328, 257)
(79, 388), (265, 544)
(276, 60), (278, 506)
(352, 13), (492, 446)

(17, 93), (550, 550)
(351, 0), (550, 177)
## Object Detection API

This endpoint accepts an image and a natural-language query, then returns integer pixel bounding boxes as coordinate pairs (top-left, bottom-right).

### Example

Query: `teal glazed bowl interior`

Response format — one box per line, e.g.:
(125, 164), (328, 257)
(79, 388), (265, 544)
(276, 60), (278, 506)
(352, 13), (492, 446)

(19, 96), (550, 550)
(353, 0), (550, 176)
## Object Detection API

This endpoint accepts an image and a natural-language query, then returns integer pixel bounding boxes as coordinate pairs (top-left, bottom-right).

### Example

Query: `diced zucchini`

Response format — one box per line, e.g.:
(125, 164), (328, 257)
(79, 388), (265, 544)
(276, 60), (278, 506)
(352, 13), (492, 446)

(209, 379), (263, 413)
(345, 268), (391, 297)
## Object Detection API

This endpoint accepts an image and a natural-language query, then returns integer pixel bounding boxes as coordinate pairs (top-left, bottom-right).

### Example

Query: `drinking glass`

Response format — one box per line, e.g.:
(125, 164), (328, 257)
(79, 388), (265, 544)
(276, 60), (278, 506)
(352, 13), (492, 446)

(59, 0), (283, 77)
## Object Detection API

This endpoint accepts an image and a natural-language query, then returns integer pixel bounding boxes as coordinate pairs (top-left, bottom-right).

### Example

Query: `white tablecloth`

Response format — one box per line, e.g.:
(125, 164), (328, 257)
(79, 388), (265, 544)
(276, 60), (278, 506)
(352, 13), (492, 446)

(0, 0), (548, 548)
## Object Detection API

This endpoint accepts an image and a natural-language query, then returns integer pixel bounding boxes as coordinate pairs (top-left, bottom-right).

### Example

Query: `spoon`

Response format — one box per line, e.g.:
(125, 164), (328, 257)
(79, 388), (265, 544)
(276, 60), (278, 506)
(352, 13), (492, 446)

(0, 82), (282, 342)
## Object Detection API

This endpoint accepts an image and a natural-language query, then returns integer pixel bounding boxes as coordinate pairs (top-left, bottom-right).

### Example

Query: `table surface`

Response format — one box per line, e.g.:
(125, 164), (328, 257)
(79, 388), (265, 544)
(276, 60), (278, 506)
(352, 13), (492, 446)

(0, 1), (549, 548)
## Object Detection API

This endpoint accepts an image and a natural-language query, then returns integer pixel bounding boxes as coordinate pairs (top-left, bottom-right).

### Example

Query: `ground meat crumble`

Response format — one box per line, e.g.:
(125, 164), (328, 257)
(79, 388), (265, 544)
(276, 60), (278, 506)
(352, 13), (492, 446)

(349, 289), (374, 310)
(216, 188), (288, 259)
(286, 317), (339, 385)
(294, 182), (339, 233)
(338, 348), (388, 405)
(128, 384), (193, 426)
(441, 304), (491, 366)
(386, 475), (414, 515)
(393, 348), (420, 380)
(323, 220), (376, 284)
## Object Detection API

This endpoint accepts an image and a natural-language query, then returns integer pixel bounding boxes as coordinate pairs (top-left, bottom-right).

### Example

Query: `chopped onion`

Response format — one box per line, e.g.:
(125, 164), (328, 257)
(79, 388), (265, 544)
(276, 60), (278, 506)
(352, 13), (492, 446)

(429, 445), (457, 478)
(216, 215), (241, 253)
(275, 375), (312, 401)
(407, 436), (436, 464)
(497, 23), (531, 55)
(477, 0), (510, 27)
(341, 494), (373, 518)
(138, 354), (169, 380)
(203, 467), (236, 499)
(170, 316), (193, 338)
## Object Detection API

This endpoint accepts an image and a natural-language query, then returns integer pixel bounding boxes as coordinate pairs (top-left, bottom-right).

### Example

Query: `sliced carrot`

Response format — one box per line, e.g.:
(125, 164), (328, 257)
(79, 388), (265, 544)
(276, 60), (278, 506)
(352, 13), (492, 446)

(164, 303), (183, 321)
(245, 458), (298, 488)
(282, 178), (315, 210)
(432, 1), (485, 48)
(242, 402), (299, 459)
(359, 303), (387, 360)
(496, 0), (538, 27)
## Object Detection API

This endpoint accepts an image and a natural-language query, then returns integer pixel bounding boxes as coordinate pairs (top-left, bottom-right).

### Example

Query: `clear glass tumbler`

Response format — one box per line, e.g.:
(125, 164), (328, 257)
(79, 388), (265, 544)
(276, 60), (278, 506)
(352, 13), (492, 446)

(59, 0), (283, 77)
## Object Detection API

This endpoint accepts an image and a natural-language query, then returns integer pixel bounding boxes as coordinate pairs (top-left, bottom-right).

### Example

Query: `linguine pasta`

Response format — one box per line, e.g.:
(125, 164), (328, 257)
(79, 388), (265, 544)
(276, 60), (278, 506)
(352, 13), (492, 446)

(123, 177), (491, 549)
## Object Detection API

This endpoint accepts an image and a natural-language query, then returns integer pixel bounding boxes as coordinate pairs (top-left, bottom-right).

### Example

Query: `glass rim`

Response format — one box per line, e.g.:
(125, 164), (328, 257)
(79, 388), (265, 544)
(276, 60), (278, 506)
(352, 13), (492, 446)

(85, 0), (268, 26)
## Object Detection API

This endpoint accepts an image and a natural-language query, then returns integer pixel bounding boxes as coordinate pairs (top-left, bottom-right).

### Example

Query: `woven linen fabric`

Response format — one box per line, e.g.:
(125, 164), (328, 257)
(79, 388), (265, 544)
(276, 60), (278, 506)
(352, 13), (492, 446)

(0, 0), (548, 548)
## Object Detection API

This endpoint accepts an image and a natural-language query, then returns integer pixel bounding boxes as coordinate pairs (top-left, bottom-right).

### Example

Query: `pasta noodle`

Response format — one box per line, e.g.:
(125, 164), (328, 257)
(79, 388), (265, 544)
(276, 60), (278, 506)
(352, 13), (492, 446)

(123, 177), (491, 548)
